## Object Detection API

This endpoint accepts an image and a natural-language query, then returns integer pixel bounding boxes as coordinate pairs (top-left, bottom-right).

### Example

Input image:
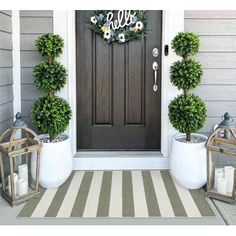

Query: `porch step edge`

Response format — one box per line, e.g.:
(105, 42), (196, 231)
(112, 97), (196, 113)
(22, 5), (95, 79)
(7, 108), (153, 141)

(74, 151), (162, 158)
(73, 156), (170, 170)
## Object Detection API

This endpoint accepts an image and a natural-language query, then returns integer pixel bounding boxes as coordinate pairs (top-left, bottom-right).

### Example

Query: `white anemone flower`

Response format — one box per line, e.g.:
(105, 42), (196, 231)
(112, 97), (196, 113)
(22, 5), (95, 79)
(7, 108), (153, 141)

(118, 33), (125, 43)
(135, 21), (144, 30)
(90, 16), (97, 24)
(104, 30), (111, 40)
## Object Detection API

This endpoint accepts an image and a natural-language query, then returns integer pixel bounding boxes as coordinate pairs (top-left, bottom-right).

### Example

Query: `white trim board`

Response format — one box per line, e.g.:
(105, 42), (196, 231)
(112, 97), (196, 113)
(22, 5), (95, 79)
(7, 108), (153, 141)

(73, 152), (170, 170)
(12, 10), (21, 141)
(161, 10), (184, 158)
(12, 10), (21, 117)
(53, 11), (77, 154)
(53, 10), (184, 170)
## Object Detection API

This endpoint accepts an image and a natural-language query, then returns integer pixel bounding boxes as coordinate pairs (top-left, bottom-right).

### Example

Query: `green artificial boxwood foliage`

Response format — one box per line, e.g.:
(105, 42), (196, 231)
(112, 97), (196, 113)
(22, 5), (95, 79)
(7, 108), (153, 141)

(168, 32), (206, 142)
(171, 32), (200, 58)
(32, 96), (71, 141)
(168, 94), (207, 134)
(32, 33), (72, 142)
(170, 59), (203, 90)
(35, 33), (64, 59)
(33, 61), (67, 94)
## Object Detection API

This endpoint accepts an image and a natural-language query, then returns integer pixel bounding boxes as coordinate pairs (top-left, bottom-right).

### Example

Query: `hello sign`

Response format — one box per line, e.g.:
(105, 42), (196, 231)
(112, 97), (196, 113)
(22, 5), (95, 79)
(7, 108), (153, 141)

(90, 10), (148, 44)
(106, 10), (136, 31)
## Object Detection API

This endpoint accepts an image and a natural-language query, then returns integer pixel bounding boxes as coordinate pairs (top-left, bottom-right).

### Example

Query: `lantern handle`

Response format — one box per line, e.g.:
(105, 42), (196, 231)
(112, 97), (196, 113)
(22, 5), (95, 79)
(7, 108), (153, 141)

(0, 128), (12, 143)
(8, 129), (17, 152)
(206, 127), (221, 147)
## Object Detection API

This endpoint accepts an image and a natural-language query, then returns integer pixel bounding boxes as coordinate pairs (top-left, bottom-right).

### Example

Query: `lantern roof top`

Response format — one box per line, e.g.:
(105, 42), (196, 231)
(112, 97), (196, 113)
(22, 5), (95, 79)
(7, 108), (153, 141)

(11, 112), (27, 129)
(0, 113), (41, 156)
(206, 112), (236, 151)
(218, 112), (234, 129)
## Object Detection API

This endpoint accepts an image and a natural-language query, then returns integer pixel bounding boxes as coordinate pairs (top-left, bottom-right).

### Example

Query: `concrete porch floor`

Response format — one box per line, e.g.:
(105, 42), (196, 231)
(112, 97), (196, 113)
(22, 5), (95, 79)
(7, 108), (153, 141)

(0, 191), (235, 225)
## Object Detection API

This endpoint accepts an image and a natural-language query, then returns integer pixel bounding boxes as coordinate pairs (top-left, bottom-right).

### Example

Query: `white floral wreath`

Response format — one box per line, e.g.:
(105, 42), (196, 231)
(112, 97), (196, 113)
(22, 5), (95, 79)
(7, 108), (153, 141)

(90, 10), (148, 44)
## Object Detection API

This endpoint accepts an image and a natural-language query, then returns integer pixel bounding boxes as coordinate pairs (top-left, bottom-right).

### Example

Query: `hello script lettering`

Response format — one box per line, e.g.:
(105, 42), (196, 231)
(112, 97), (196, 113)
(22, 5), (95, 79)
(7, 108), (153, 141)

(106, 10), (136, 31)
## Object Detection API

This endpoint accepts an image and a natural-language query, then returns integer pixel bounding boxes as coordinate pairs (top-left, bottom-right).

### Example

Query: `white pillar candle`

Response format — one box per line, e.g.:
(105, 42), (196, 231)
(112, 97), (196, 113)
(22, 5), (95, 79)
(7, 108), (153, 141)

(17, 179), (28, 196)
(8, 173), (18, 196)
(217, 177), (227, 195)
(214, 168), (224, 189)
(18, 164), (28, 180)
(224, 166), (235, 194)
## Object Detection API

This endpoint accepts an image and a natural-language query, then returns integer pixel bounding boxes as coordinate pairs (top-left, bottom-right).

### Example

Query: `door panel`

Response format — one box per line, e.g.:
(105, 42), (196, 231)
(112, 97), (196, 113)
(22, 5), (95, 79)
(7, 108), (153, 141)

(76, 10), (162, 150)
(93, 35), (113, 125)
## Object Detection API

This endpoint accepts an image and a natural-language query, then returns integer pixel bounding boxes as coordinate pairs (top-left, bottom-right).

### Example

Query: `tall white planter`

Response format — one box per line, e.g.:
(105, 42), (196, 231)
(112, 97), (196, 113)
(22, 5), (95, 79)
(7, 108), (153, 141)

(31, 134), (73, 188)
(170, 133), (207, 189)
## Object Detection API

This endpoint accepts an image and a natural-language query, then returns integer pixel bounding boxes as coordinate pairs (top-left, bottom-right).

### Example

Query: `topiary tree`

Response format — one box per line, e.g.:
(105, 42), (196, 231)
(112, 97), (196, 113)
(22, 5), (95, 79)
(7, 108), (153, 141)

(168, 32), (207, 142)
(32, 33), (72, 142)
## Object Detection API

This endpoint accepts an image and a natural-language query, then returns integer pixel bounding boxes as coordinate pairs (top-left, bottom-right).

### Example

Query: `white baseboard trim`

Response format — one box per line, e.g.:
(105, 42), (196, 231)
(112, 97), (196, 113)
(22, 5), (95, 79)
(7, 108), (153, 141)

(73, 152), (170, 170)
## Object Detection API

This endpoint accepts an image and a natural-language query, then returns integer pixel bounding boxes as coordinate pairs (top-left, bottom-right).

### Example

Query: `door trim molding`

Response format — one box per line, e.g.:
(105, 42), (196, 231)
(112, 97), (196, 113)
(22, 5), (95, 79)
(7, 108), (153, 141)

(53, 11), (77, 156)
(161, 10), (184, 158)
(53, 10), (184, 169)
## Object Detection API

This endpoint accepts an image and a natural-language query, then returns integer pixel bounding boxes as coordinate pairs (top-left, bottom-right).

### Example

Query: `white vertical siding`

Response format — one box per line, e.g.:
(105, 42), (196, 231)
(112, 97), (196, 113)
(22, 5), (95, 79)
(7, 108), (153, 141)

(185, 10), (236, 135)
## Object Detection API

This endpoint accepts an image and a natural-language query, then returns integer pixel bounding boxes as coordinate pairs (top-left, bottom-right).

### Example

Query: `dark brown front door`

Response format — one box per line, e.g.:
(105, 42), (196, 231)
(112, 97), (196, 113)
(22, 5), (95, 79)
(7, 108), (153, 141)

(76, 10), (162, 150)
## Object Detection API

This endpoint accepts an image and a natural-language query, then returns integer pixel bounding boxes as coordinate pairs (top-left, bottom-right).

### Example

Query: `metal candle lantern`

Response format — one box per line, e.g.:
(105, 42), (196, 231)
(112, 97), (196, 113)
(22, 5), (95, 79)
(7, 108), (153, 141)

(0, 113), (41, 206)
(206, 112), (236, 204)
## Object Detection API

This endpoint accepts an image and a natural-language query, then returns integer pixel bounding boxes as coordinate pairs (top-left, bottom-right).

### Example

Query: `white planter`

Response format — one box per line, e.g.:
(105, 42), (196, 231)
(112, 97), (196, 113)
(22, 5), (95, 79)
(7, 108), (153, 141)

(170, 133), (207, 189)
(31, 134), (73, 188)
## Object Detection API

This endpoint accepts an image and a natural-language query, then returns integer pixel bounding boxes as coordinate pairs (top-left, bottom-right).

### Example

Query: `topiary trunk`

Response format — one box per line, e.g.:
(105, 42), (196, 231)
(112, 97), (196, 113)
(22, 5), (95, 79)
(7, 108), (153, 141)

(186, 133), (191, 142)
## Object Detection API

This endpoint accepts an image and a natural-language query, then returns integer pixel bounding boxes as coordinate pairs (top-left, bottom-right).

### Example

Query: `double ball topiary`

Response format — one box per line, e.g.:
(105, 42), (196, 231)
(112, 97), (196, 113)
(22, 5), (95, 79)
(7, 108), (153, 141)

(32, 33), (72, 142)
(168, 32), (207, 141)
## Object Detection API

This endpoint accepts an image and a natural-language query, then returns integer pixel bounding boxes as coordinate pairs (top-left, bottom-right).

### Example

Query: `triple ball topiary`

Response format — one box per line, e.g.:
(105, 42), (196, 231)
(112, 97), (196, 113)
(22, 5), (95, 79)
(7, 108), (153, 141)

(168, 32), (207, 142)
(32, 33), (72, 142)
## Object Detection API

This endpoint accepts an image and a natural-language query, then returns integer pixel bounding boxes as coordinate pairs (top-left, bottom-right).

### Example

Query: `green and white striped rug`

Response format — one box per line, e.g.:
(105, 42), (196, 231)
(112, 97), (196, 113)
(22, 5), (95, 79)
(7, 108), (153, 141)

(18, 171), (215, 218)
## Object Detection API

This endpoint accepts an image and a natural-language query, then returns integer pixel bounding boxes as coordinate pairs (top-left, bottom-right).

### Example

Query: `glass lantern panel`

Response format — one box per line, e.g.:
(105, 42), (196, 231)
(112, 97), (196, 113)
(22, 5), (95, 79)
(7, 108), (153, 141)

(214, 139), (236, 154)
(12, 151), (38, 199)
(209, 150), (236, 197)
(1, 151), (12, 196)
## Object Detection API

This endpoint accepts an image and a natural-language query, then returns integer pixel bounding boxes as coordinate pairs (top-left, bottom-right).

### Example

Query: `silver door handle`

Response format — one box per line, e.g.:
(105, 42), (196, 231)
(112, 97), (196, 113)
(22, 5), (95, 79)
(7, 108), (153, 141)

(152, 61), (158, 92)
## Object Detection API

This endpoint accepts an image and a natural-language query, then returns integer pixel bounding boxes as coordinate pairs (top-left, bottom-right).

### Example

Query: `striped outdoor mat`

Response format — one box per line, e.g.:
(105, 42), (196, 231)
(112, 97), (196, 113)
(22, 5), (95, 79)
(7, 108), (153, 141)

(18, 171), (215, 218)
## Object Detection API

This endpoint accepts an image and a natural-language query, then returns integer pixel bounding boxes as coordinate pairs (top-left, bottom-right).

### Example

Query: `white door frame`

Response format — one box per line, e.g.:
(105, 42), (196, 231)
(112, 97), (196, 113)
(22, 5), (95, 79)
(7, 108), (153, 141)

(53, 10), (184, 169)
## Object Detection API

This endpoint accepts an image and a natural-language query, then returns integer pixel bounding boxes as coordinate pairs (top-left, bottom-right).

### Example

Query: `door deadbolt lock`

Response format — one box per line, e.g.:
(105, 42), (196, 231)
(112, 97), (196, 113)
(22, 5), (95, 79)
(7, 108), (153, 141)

(152, 48), (159, 57)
